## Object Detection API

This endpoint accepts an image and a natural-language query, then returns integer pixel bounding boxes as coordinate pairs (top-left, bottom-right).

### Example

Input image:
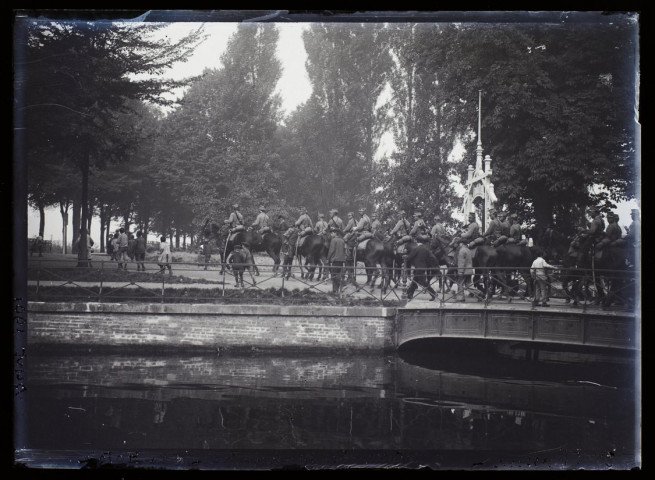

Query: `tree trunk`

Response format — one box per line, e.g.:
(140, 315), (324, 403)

(60, 201), (70, 255)
(71, 200), (81, 254)
(532, 186), (555, 235)
(38, 203), (46, 238)
(77, 151), (90, 267)
(99, 204), (106, 253)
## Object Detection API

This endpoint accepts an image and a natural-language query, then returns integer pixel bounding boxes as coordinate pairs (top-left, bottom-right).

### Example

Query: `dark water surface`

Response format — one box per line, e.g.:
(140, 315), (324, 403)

(15, 343), (640, 470)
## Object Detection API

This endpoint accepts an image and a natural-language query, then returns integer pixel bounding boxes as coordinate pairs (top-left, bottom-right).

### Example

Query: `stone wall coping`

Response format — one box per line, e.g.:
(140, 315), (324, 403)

(27, 302), (397, 317)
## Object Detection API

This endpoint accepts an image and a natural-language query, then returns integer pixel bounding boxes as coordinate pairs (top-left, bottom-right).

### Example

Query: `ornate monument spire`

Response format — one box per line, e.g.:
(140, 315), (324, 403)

(462, 90), (497, 230)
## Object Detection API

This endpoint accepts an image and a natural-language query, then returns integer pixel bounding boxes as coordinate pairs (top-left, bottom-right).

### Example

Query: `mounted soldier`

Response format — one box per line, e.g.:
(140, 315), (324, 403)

(460, 212), (481, 249)
(225, 203), (245, 239)
(352, 207), (373, 243)
(389, 210), (412, 249)
(370, 212), (383, 240)
(410, 211), (431, 243)
(492, 210), (510, 247)
(250, 205), (272, 235)
(478, 208), (501, 248)
(327, 209), (344, 232)
(314, 213), (329, 236)
(294, 206), (314, 247)
(576, 206), (605, 259)
(624, 208), (640, 249)
(506, 213), (527, 246)
(597, 212), (623, 250)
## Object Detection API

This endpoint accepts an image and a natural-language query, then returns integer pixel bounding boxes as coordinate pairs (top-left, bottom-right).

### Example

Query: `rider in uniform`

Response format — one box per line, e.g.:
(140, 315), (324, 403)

(409, 211), (430, 243)
(580, 206), (605, 250)
(481, 208), (501, 246)
(506, 213), (525, 245)
(624, 208), (640, 248)
(352, 207), (372, 242)
(328, 209), (344, 232)
(314, 213), (329, 239)
(460, 212), (481, 249)
(597, 212), (623, 250)
(370, 212), (383, 240)
(250, 206), (272, 234)
(226, 203), (245, 231)
(342, 211), (356, 244)
(389, 210), (412, 245)
(493, 211), (510, 247)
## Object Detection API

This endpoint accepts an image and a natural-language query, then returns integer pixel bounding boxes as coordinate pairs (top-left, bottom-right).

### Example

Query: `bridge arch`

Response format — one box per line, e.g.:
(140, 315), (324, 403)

(395, 305), (637, 351)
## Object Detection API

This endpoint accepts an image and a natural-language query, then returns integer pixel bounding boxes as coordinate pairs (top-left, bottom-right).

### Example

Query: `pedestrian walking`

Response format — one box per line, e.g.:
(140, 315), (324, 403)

(30, 235), (44, 257)
(134, 231), (147, 271)
(117, 228), (129, 270)
(157, 236), (172, 275)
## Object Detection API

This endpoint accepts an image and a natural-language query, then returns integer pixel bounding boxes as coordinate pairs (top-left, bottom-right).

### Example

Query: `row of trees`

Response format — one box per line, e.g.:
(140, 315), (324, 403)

(18, 15), (638, 265)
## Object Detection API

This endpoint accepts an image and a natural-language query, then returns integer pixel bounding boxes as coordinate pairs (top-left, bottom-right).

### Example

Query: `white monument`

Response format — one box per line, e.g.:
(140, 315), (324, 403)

(461, 90), (497, 231)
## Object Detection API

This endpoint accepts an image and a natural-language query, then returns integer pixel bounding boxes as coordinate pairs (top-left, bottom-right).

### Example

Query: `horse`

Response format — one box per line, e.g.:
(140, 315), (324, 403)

(206, 224), (282, 276)
(390, 238), (456, 294)
(295, 233), (329, 281)
(469, 244), (501, 298)
(593, 242), (634, 308)
(494, 243), (535, 298)
(353, 237), (395, 294)
(537, 226), (619, 306)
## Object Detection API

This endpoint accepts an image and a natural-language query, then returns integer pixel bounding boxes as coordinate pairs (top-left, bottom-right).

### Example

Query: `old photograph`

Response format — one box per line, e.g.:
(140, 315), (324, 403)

(13, 10), (641, 471)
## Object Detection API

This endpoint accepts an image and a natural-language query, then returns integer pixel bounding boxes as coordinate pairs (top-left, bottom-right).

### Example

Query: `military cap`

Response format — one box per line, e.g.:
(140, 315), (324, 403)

(232, 203), (239, 209)
(498, 211), (507, 217)
(398, 210), (406, 215)
(242, 242), (250, 248)
(348, 211), (354, 216)
(318, 213), (325, 218)
(510, 213), (518, 219)
(468, 212), (476, 218)
(587, 206), (599, 212)
(234, 243), (242, 249)
(259, 205), (266, 211)
(358, 207), (366, 213)
(414, 212), (423, 218)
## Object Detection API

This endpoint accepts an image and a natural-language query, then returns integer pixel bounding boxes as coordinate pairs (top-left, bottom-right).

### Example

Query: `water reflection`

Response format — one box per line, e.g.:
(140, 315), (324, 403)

(19, 348), (639, 469)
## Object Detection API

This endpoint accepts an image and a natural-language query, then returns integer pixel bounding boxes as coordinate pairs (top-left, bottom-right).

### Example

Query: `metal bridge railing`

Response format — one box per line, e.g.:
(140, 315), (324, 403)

(26, 258), (638, 310)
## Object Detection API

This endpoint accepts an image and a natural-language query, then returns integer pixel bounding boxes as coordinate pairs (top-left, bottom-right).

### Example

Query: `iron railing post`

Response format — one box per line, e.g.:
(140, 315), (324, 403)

(99, 260), (103, 303)
(35, 258), (40, 300)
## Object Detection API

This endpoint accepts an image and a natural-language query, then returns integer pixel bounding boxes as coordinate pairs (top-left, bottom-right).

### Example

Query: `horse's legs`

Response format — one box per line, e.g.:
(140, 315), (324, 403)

(268, 248), (280, 276)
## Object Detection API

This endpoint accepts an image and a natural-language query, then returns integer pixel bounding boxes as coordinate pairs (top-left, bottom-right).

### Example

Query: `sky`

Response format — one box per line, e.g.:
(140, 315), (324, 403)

(24, 21), (640, 245)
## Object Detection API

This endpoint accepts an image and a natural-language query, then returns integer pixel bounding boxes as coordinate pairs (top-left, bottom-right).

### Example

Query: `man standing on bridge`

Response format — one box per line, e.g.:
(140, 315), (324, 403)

(327, 227), (347, 294)
(530, 247), (557, 307)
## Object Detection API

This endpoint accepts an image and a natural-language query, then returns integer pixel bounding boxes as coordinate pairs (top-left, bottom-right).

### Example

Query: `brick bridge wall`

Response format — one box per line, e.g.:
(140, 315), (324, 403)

(27, 303), (397, 353)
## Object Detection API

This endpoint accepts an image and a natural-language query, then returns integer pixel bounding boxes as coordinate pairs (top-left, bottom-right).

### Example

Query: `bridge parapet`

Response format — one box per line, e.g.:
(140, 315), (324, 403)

(396, 304), (638, 351)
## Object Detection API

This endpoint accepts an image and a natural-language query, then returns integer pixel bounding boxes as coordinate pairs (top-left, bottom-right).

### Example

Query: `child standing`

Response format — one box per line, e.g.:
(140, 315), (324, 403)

(158, 236), (172, 275)
(530, 247), (557, 307)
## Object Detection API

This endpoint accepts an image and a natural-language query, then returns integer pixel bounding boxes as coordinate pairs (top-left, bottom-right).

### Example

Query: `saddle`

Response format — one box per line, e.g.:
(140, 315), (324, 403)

(357, 238), (371, 250)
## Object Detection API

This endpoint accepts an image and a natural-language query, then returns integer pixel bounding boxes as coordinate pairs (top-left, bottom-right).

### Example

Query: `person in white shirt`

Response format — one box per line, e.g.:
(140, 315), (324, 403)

(530, 247), (557, 307)
(157, 236), (172, 275)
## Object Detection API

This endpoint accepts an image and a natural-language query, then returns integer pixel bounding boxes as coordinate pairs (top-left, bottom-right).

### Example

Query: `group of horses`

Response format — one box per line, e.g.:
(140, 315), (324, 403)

(200, 220), (636, 307)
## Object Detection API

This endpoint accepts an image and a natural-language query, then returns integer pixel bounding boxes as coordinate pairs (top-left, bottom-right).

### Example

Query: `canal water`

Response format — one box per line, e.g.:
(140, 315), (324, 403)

(16, 341), (640, 470)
